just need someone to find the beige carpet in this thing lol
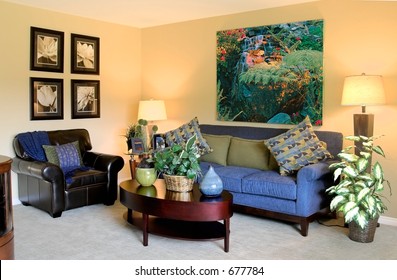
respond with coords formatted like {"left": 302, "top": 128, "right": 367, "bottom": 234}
{"left": 12, "top": 200, "right": 397, "bottom": 260}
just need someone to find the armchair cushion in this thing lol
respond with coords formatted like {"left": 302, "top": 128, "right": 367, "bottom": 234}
{"left": 43, "top": 141, "right": 84, "bottom": 168}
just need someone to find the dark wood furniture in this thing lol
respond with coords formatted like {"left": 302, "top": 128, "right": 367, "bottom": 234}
{"left": 0, "top": 155, "right": 14, "bottom": 260}
{"left": 119, "top": 179, "right": 233, "bottom": 252}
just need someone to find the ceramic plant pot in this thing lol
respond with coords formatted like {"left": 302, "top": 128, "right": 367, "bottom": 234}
{"left": 135, "top": 168, "right": 157, "bottom": 186}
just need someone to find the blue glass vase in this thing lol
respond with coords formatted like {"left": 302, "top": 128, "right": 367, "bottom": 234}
{"left": 199, "top": 166, "right": 223, "bottom": 197}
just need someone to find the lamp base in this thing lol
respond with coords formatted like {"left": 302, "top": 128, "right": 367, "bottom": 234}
{"left": 353, "top": 113, "right": 374, "bottom": 155}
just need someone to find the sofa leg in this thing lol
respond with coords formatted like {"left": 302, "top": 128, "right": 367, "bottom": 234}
{"left": 300, "top": 220, "right": 309, "bottom": 236}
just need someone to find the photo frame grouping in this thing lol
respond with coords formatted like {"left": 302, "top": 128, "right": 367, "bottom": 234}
{"left": 30, "top": 27, "right": 64, "bottom": 73}
{"left": 71, "top": 33, "right": 100, "bottom": 75}
{"left": 30, "top": 77, "right": 64, "bottom": 120}
{"left": 71, "top": 79, "right": 100, "bottom": 119}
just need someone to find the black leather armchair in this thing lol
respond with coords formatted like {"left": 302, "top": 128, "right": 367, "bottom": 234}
{"left": 11, "top": 129, "right": 124, "bottom": 218}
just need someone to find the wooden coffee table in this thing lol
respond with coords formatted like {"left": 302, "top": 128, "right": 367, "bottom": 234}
{"left": 119, "top": 179, "right": 233, "bottom": 252}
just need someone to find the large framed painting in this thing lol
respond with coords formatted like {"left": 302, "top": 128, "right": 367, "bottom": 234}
{"left": 71, "top": 79, "right": 100, "bottom": 119}
{"left": 71, "top": 33, "right": 100, "bottom": 75}
{"left": 216, "top": 19, "right": 324, "bottom": 125}
{"left": 30, "top": 27, "right": 64, "bottom": 73}
{"left": 30, "top": 77, "right": 64, "bottom": 120}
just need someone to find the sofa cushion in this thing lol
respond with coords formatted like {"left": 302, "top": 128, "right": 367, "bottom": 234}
{"left": 227, "top": 137, "right": 275, "bottom": 171}
{"left": 164, "top": 117, "right": 212, "bottom": 156}
{"left": 264, "top": 116, "right": 333, "bottom": 176}
{"left": 43, "top": 141, "right": 84, "bottom": 172}
{"left": 242, "top": 171, "right": 297, "bottom": 200}
{"left": 200, "top": 134, "right": 231, "bottom": 166}
{"left": 211, "top": 166, "right": 261, "bottom": 193}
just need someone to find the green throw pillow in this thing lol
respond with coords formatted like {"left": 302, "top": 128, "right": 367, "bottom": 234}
{"left": 200, "top": 134, "right": 231, "bottom": 166}
{"left": 227, "top": 137, "right": 273, "bottom": 171}
{"left": 164, "top": 117, "right": 212, "bottom": 156}
{"left": 264, "top": 116, "right": 333, "bottom": 176}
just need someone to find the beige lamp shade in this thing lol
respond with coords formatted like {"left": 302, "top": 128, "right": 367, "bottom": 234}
{"left": 137, "top": 100, "right": 167, "bottom": 121}
{"left": 341, "top": 74, "right": 386, "bottom": 112}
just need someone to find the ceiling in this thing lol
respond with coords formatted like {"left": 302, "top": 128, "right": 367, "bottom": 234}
{"left": 4, "top": 0, "right": 319, "bottom": 28}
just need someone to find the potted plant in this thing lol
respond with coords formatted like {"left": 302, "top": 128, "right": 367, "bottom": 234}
{"left": 151, "top": 134, "right": 202, "bottom": 192}
{"left": 326, "top": 135, "right": 391, "bottom": 242}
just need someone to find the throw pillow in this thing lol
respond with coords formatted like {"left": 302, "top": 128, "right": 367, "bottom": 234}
{"left": 43, "top": 141, "right": 84, "bottom": 171}
{"left": 227, "top": 137, "right": 273, "bottom": 171}
{"left": 200, "top": 134, "right": 232, "bottom": 166}
{"left": 164, "top": 117, "right": 212, "bottom": 156}
{"left": 264, "top": 116, "right": 333, "bottom": 176}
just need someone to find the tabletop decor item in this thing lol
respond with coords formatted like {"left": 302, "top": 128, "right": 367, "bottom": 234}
{"left": 152, "top": 134, "right": 201, "bottom": 192}
{"left": 199, "top": 165, "right": 223, "bottom": 197}
{"left": 327, "top": 135, "right": 391, "bottom": 243}
{"left": 135, "top": 157, "right": 157, "bottom": 187}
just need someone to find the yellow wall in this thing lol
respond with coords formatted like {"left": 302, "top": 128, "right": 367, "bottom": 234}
{"left": 1, "top": 0, "right": 397, "bottom": 220}
{"left": 141, "top": 0, "right": 397, "bottom": 219}
{"left": 0, "top": 1, "right": 141, "bottom": 195}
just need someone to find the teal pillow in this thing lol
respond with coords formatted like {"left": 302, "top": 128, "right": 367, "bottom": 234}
{"left": 264, "top": 116, "right": 333, "bottom": 176}
{"left": 43, "top": 141, "right": 83, "bottom": 170}
{"left": 200, "top": 134, "right": 231, "bottom": 166}
{"left": 164, "top": 117, "right": 212, "bottom": 156}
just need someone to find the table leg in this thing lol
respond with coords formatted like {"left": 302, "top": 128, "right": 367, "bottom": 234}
{"left": 143, "top": 213, "right": 149, "bottom": 246}
{"left": 224, "top": 218, "right": 230, "bottom": 252}
{"left": 127, "top": 208, "right": 133, "bottom": 223}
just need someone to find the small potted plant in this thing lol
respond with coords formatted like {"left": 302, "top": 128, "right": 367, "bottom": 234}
{"left": 326, "top": 135, "right": 391, "bottom": 242}
{"left": 151, "top": 134, "right": 201, "bottom": 192}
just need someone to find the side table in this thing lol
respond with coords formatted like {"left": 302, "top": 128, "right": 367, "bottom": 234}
{"left": 0, "top": 155, "right": 14, "bottom": 260}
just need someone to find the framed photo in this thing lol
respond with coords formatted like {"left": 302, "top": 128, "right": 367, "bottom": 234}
{"left": 30, "top": 77, "right": 64, "bottom": 120}
{"left": 153, "top": 133, "right": 166, "bottom": 150}
{"left": 71, "top": 33, "right": 100, "bottom": 74}
{"left": 131, "top": 138, "right": 144, "bottom": 154}
{"left": 71, "top": 79, "right": 100, "bottom": 119}
{"left": 30, "top": 27, "right": 64, "bottom": 72}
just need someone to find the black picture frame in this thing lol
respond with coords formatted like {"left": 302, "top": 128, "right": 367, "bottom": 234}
{"left": 30, "top": 27, "right": 64, "bottom": 73}
{"left": 30, "top": 77, "right": 64, "bottom": 120}
{"left": 71, "top": 33, "right": 100, "bottom": 75}
{"left": 153, "top": 133, "right": 167, "bottom": 150}
{"left": 71, "top": 79, "right": 100, "bottom": 119}
{"left": 131, "top": 138, "right": 144, "bottom": 154}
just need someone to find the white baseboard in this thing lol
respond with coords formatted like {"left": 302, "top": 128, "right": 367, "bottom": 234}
{"left": 379, "top": 215, "right": 397, "bottom": 227}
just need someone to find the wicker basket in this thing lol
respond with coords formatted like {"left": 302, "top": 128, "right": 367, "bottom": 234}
{"left": 163, "top": 174, "right": 194, "bottom": 192}
{"left": 348, "top": 216, "right": 379, "bottom": 243}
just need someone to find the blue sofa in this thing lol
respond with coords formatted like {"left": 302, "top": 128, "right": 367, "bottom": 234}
{"left": 199, "top": 124, "right": 343, "bottom": 236}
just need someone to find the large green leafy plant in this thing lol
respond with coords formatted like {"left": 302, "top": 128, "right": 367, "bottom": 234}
{"left": 151, "top": 135, "right": 201, "bottom": 180}
{"left": 327, "top": 135, "right": 391, "bottom": 229}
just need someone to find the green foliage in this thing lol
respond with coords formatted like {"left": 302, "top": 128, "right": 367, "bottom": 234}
{"left": 326, "top": 135, "right": 391, "bottom": 229}
{"left": 151, "top": 135, "right": 201, "bottom": 180}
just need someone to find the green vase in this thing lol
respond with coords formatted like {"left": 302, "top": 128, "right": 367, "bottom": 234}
{"left": 135, "top": 168, "right": 157, "bottom": 186}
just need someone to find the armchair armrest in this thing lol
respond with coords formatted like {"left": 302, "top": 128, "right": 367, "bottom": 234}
{"left": 12, "top": 157, "right": 64, "bottom": 183}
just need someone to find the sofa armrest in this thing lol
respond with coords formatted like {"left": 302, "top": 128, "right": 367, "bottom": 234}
{"left": 12, "top": 157, "right": 64, "bottom": 183}
{"left": 297, "top": 160, "right": 333, "bottom": 182}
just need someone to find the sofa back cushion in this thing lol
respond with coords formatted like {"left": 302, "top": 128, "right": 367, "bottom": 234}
{"left": 227, "top": 137, "right": 277, "bottom": 171}
{"left": 200, "top": 134, "right": 231, "bottom": 166}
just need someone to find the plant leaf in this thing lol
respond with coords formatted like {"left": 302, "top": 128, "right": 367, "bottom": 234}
{"left": 356, "top": 158, "right": 368, "bottom": 173}
{"left": 344, "top": 205, "right": 359, "bottom": 222}
{"left": 372, "top": 145, "right": 385, "bottom": 157}
{"left": 330, "top": 195, "right": 345, "bottom": 211}
{"left": 343, "top": 166, "right": 358, "bottom": 177}
{"left": 338, "top": 153, "right": 359, "bottom": 163}
{"left": 357, "top": 187, "right": 371, "bottom": 202}
{"left": 373, "top": 162, "right": 383, "bottom": 180}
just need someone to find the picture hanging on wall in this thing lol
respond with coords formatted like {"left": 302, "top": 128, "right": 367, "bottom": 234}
{"left": 71, "top": 79, "right": 100, "bottom": 119}
{"left": 71, "top": 33, "right": 100, "bottom": 75}
{"left": 30, "top": 77, "right": 64, "bottom": 120}
{"left": 30, "top": 27, "right": 64, "bottom": 73}
{"left": 216, "top": 19, "right": 324, "bottom": 125}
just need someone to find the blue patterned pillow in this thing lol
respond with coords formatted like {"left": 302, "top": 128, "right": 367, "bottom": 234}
{"left": 264, "top": 116, "right": 333, "bottom": 176}
{"left": 43, "top": 141, "right": 83, "bottom": 173}
{"left": 164, "top": 117, "right": 212, "bottom": 156}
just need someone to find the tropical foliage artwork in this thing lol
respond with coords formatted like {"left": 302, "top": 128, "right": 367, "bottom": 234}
{"left": 216, "top": 20, "right": 324, "bottom": 125}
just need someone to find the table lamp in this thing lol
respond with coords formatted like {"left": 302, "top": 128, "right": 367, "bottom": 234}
{"left": 341, "top": 73, "right": 385, "bottom": 154}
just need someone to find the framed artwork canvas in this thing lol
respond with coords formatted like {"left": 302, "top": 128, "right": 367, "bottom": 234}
{"left": 216, "top": 19, "right": 324, "bottom": 126}
{"left": 71, "top": 33, "right": 100, "bottom": 75}
{"left": 30, "top": 27, "right": 64, "bottom": 73}
{"left": 30, "top": 77, "right": 64, "bottom": 120}
{"left": 71, "top": 79, "right": 100, "bottom": 119}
